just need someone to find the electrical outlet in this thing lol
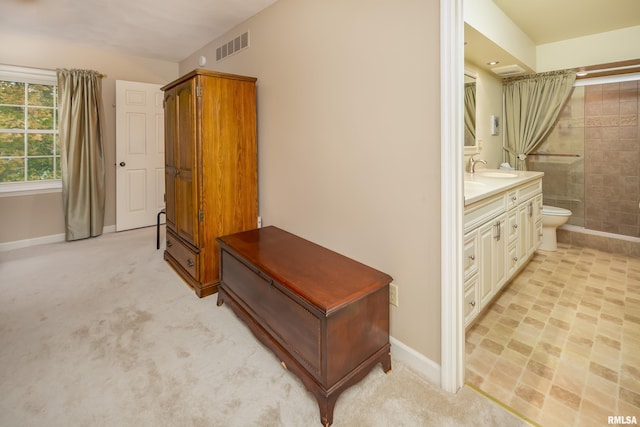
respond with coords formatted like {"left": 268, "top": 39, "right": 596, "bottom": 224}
{"left": 389, "top": 282, "right": 398, "bottom": 307}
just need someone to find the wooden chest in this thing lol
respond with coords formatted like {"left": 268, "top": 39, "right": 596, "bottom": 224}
{"left": 216, "top": 226, "right": 392, "bottom": 426}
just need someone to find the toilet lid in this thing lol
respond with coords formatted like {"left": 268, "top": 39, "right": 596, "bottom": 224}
{"left": 542, "top": 205, "right": 572, "bottom": 216}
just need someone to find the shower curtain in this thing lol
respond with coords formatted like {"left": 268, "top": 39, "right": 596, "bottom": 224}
{"left": 503, "top": 70, "right": 576, "bottom": 170}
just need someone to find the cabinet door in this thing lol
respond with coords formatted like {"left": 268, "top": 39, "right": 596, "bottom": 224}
{"left": 517, "top": 203, "right": 528, "bottom": 266}
{"left": 533, "top": 194, "right": 543, "bottom": 249}
{"left": 478, "top": 214, "right": 507, "bottom": 307}
{"left": 164, "top": 88, "right": 177, "bottom": 234}
{"left": 525, "top": 200, "right": 536, "bottom": 258}
{"left": 174, "top": 79, "right": 199, "bottom": 247}
{"left": 493, "top": 214, "right": 507, "bottom": 292}
{"left": 478, "top": 221, "right": 494, "bottom": 306}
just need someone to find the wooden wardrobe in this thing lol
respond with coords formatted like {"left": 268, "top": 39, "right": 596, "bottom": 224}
{"left": 162, "top": 69, "right": 258, "bottom": 298}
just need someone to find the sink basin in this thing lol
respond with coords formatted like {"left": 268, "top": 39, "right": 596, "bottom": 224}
{"left": 476, "top": 171, "right": 518, "bottom": 178}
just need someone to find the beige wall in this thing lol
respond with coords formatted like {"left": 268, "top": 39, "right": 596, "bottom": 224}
{"left": 0, "top": 33, "right": 179, "bottom": 243}
{"left": 537, "top": 26, "right": 640, "bottom": 72}
{"left": 182, "top": 0, "right": 443, "bottom": 362}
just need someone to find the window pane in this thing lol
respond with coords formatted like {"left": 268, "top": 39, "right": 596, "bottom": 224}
{"left": 28, "top": 84, "right": 54, "bottom": 107}
{"left": 28, "top": 133, "right": 54, "bottom": 156}
{"left": 28, "top": 107, "right": 54, "bottom": 130}
{"left": 55, "top": 155, "right": 61, "bottom": 179}
{"left": 0, "top": 133, "right": 25, "bottom": 156}
{"left": 0, "top": 106, "right": 25, "bottom": 129}
{"left": 27, "top": 157, "right": 54, "bottom": 180}
{"left": 0, "top": 81, "right": 25, "bottom": 105}
{"left": 0, "top": 158, "right": 25, "bottom": 183}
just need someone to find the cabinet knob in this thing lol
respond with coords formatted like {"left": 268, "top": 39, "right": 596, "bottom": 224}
{"left": 167, "top": 240, "right": 173, "bottom": 247}
{"left": 187, "top": 258, "right": 194, "bottom": 267}
{"left": 468, "top": 254, "right": 475, "bottom": 260}
{"left": 469, "top": 300, "right": 476, "bottom": 307}
{"left": 513, "top": 224, "right": 518, "bottom": 229}
{"left": 513, "top": 256, "right": 518, "bottom": 262}
{"left": 512, "top": 196, "right": 517, "bottom": 201}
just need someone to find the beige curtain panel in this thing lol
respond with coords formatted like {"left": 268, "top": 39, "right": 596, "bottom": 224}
{"left": 503, "top": 70, "right": 576, "bottom": 170}
{"left": 57, "top": 69, "right": 106, "bottom": 241}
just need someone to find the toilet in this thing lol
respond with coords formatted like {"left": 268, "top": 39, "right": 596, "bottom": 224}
{"left": 539, "top": 205, "right": 572, "bottom": 251}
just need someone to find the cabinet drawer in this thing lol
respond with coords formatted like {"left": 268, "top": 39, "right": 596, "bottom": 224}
{"left": 519, "top": 180, "right": 542, "bottom": 202}
{"left": 507, "top": 209, "right": 518, "bottom": 243}
{"left": 220, "top": 250, "right": 322, "bottom": 376}
{"left": 463, "top": 232, "right": 478, "bottom": 280}
{"left": 464, "top": 274, "right": 479, "bottom": 327}
{"left": 507, "top": 190, "right": 519, "bottom": 210}
{"left": 533, "top": 194, "right": 543, "bottom": 224}
{"left": 464, "top": 193, "right": 506, "bottom": 233}
{"left": 508, "top": 241, "right": 519, "bottom": 277}
{"left": 166, "top": 230, "right": 199, "bottom": 280}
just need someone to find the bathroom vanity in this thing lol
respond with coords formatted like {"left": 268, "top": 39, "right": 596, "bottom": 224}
{"left": 463, "top": 169, "right": 544, "bottom": 327}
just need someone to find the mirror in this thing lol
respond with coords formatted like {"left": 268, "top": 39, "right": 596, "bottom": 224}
{"left": 464, "top": 73, "right": 476, "bottom": 147}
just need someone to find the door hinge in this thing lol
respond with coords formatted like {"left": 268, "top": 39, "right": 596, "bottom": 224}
{"left": 198, "top": 210, "right": 204, "bottom": 222}
{"left": 196, "top": 85, "right": 202, "bottom": 97}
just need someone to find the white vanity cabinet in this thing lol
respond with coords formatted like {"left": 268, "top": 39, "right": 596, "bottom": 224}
{"left": 463, "top": 174, "right": 542, "bottom": 327}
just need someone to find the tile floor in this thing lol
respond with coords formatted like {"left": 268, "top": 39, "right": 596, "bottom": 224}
{"left": 465, "top": 243, "right": 640, "bottom": 427}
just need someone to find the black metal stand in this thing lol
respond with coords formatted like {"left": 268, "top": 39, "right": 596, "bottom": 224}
{"left": 157, "top": 208, "right": 166, "bottom": 250}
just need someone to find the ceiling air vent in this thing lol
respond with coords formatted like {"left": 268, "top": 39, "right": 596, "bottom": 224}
{"left": 491, "top": 64, "right": 526, "bottom": 77}
{"left": 216, "top": 31, "right": 249, "bottom": 62}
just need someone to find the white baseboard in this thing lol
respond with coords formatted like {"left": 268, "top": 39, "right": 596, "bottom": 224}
{"left": 0, "top": 225, "right": 116, "bottom": 252}
{"left": 390, "top": 336, "right": 441, "bottom": 388}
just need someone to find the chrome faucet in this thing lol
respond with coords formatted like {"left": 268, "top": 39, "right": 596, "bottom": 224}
{"left": 469, "top": 155, "right": 487, "bottom": 174}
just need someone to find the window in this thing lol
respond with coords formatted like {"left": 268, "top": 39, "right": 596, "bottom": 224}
{"left": 0, "top": 65, "right": 60, "bottom": 195}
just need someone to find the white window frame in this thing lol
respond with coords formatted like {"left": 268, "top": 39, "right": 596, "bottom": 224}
{"left": 0, "top": 64, "right": 61, "bottom": 197}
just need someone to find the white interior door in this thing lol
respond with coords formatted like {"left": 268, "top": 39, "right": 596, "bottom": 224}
{"left": 116, "top": 80, "right": 165, "bottom": 231}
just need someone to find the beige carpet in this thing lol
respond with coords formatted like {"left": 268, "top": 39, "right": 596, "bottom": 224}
{"left": 0, "top": 226, "right": 528, "bottom": 426}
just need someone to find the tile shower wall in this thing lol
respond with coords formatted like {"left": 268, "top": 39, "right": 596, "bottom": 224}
{"left": 528, "top": 79, "right": 640, "bottom": 238}
{"left": 585, "top": 81, "right": 639, "bottom": 237}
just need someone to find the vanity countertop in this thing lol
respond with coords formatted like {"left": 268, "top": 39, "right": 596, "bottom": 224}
{"left": 464, "top": 169, "right": 544, "bottom": 206}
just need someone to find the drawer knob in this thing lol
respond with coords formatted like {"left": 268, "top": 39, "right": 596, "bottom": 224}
{"left": 187, "top": 258, "right": 194, "bottom": 267}
{"left": 513, "top": 224, "right": 518, "bottom": 229}
{"left": 468, "top": 254, "right": 475, "bottom": 260}
{"left": 167, "top": 240, "right": 173, "bottom": 247}
{"left": 469, "top": 300, "right": 476, "bottom": 307}
{"left": 513, "top": 256, "right": 518, "bottom": 262}
{"left": 512, "top": 196, "right": 517, "bottom": 201}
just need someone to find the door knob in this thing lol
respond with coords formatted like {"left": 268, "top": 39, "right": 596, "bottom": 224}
{"left": 119, "top": 161, "right": 126, "bottom": 167}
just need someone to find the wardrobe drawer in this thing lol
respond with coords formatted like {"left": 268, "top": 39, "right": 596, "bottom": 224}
{"left": 166, "top": 230, "right": 199, "bottom": 280}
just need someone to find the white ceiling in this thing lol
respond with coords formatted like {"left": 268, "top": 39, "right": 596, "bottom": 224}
{"left": 0, "top": 0, "right": 277, "bottom": 62}
{"left": 2, "top": 1, "right": 639, "bottom": 65}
